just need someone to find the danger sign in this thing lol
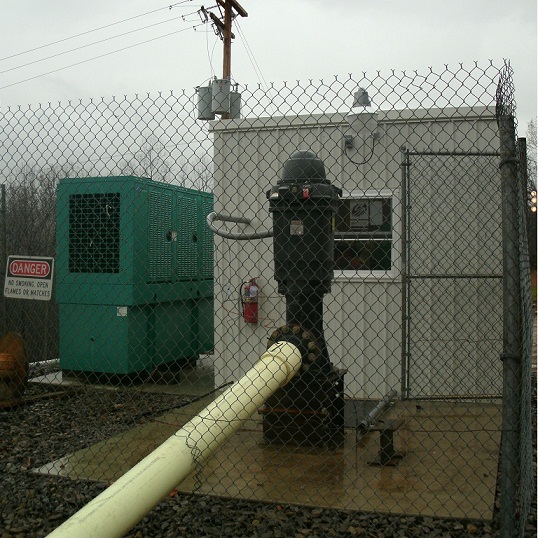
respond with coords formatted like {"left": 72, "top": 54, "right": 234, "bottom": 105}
{"left": 4, "top": 256, "right": 54, "bottom": 301}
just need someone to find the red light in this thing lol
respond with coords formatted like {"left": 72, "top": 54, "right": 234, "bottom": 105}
{"left": 302, "top": 188, "right": 310, "bottom": 198}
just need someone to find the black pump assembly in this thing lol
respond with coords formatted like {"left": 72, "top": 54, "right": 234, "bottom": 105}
{"left": 261, "top": 150, "right": 346, "bottom": 448}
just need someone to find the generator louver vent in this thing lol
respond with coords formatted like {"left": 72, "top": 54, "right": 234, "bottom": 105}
{"left": 176, "top": 195, "right": 197, "bottom": 279}
{"left": 199, "top": 195, "right": 214, "bottom": 279}
{"left": 69, "top": 193, "right": 121, "bottom": 273}
{"left": 148, "top": 191, "right": 172, "bottom": 280}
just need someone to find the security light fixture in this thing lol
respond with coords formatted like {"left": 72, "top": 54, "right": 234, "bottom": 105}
{"left": 344, "top": 87, "right": 379, "bottom": 162}
{"left": 345, "top": 87, "right": 378, "bottom": 136}
{"left": 351, "top": 87, "right": 372, "bottom": 108}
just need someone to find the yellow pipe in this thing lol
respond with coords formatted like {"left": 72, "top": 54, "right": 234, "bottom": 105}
{"left": 47, "top": 341, "right": 302, "bottom": 538}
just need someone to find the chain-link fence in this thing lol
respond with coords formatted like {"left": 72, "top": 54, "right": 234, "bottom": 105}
{"left": 0, "top": 60, "right": 534, "bottom": 537}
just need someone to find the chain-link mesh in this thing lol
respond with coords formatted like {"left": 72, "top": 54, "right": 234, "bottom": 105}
{"left": 0, "top": 60, "right": 535, "bottom": 537}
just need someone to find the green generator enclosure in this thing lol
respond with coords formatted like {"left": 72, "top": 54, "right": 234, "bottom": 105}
{"left": 56, "top": 176, "right": 213, "bottom": 375}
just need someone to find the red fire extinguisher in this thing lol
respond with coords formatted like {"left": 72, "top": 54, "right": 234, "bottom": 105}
{"left": 242, "top": 278, "right": 259, "bottom": 323}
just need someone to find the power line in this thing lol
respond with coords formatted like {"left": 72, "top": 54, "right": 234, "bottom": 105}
{"left": 0, "top": 12, "right": 200, "bottom": 76}
{"left": 0, "top": 22, "right": 207, "bottom": 91}
{"left": 234, "top": 19, "right": 276, "bottom": 114}
{"left": 205, "top": 22, "right": 220, "bottom": 79}
{"left": 0, "top": 1, "right": 196, "bottom": 63}
{"left": 235, "top": 20, "right": 266, "bottom": 89}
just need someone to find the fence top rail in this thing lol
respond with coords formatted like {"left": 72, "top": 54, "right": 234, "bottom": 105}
{"left": 210, "top": 105, "right": 497, "bottom": 133}
{"left": 405, "top": 150, "right": 500, "bottom": 157}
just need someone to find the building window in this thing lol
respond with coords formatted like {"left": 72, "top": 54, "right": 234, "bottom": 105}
{"left": 334, "top": 192, "right": 396, "bottom": 275}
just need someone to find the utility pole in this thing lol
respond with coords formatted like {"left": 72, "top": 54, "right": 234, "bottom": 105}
{"left": 209, "top": 0, "right": 248, "bottom": 118}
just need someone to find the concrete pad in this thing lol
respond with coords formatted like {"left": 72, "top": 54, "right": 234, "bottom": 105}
{"left": 29, "top": 366, "right": 216, "bottom": 397}
{"left": 33, "top": 395, "right": 215, "bottom": 481}
{"left": 33, "top": 397, "right": 501, "bottom": 520}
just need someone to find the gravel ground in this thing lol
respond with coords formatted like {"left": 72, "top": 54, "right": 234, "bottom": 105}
{"left": 0, "top": 363, "right": 536, "bottom": 538}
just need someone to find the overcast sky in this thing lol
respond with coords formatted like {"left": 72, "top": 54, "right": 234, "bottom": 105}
{"left": 0, "top": 1, "right": 536, "bottom": 128}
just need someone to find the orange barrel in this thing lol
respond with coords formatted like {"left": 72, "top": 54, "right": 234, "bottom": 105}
{"left": 0, "top": 333, "right": 28, "bottom": 400}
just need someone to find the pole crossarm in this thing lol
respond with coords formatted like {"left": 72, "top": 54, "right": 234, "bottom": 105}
{"left": 216, "top": 0, "right": 248, "bottom": 18}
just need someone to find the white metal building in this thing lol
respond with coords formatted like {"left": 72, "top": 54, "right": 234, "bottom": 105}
{"left": 209, "top": 106, "right": 502, "bottom": 399}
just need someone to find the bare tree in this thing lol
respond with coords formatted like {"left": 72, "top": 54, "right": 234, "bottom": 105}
{"left": 176, "top": 155, "right": 214, "bottom": 192}
{"left": 525, "top": 120, "right": 537, "bottom": 269}
{"left": 115, "top": 135, "right": 214, "bottom": 192}
{"left": 5, "top": 164, "right": 75, "bottom": 256}
{"left": 2, "top": 163, "right": 76, "bottom": 361}
{"left": 117, "top": 135, "right": 174, "bottom": 182}
{"left": 526, "top": 120, "right": 537, "bottom": 192}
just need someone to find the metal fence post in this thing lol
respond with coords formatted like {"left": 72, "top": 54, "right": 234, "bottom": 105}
{"left": 400, "top": 147, "right": 410, "bottom": 399}
{"left": 498, "top": 114, "right": 522, "bottom": 538}
{"left": 0, "top": 184, "right": 6, "bottom": 336}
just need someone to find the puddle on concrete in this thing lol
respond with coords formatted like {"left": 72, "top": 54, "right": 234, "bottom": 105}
{"left": 32, "top": 397, "right": 502, "bottom": 520}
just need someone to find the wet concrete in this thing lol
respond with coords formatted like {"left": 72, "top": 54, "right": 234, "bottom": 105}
{"left": 33, "top": 382, "right": 502, "bottom": 521}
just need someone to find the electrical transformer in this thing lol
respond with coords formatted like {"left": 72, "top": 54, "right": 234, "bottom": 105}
{"left": 56, "top": 176, "right": 213, "bottom": 376}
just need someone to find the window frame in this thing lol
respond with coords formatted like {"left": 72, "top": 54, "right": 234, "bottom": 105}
{"left": 333, "top": 188, "right": 401, "bottom": 281}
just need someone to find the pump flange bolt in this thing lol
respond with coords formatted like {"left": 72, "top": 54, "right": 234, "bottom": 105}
{"left": 266, "top": 324, "right": 320, "bottom": 366}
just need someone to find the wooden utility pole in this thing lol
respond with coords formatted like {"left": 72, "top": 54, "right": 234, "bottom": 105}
{"left": 222, "top": 0, "right": 233, "bottom": 81}
{"left": 211, "top": 0, "right": 248, "bottom": 118}
{"left": 216, "top": 0, "right": 247, "bottom": 80}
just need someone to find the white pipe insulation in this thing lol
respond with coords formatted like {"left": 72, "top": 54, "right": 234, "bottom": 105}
{"left": 47, "top": 341, "right": 303, "bottom": 538}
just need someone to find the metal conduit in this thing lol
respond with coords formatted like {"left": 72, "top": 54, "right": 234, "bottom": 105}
{"left": 207, "top": 211, "right": 273, "bottom": 240}
{"left": 357, "top": 389, "right": 398, "bottom": 431}
{"left": 47, "top": 341, "right": 302, "bottom": 538}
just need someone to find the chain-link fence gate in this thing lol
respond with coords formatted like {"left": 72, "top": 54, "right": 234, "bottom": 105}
{"left": 0, "top": 60, "right": 534, "bottom": 537}
{"left": 402, "top": 150, "right": 503, "bottom": 399}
